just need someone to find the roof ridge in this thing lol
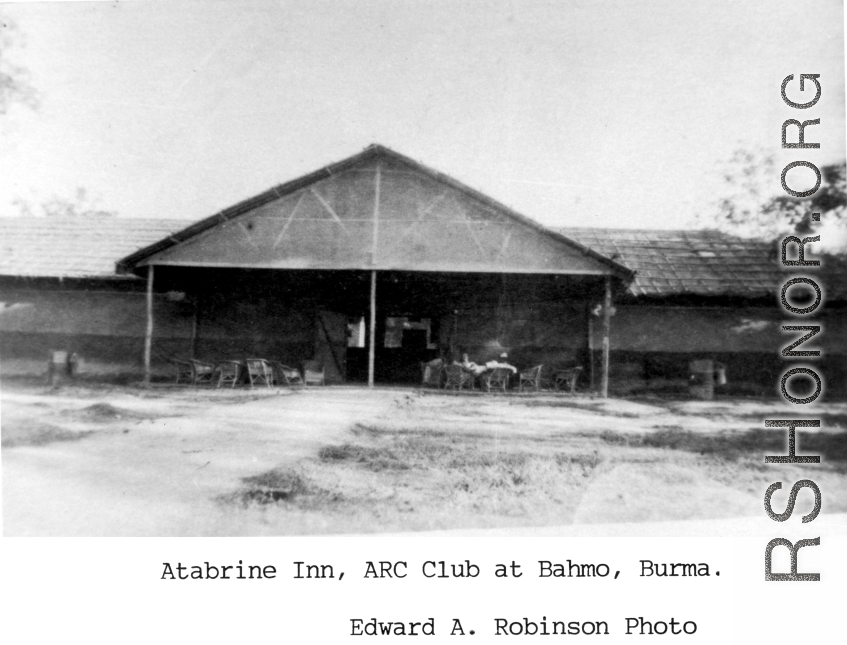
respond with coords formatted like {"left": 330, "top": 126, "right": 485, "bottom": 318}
{"left": 115, "top": 146, "right": 634, "bottom": 279}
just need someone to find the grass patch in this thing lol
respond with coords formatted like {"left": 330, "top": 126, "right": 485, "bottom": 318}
{"left": 224, "top": 468, "right": 341, "bottom": 507}
{"left": 307, "top": 426, "right": 608, "bottom": 518}
{"left": 734, "top": 412, "right": 847, "bottom": 430}
{"left": 599, "top": 427, "right": 847, "bottom": 464}
{"left": 319, "top": 443, "right": 411, "bottom": 471}
{"left": 511, "top": 399, "right": 590, "bottom": 409}
{"left": 1, "top": 419, "right": 94, "bottom": 447}
{"left": 351, "top": 423, "right": 451, "bottom": 439}
{"left": 69, "top": 403, "right": 140, "bottom": 422}
{"left": 554, "top": 451, "right": 603, "bottom": 471}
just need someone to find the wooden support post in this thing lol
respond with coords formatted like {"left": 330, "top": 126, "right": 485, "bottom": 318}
{"left": 601, "top": 275, "right": 612, "bottom": 399}
{"left": 588, "top": 314, "right": 595, "bottom": 391}
{"left": 371, "top": 163, "right": 381, "bottom": 261}
{"left": 451, "top": 311, "right": 458, "bottom": 359}
{"left": 367, "top": 163, "right": 381, "bottom": 389}
{"left": 143, "top": 265, "right": 155, "bottom": 385}
{"left": 368, "top": 270, "right": 377, "bottom": 388}
{"left": 189, "top": 295, "right": 199, "bottom": 359}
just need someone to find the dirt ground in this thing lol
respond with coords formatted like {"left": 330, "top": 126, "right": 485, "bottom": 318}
{"left": 2, "top": 381, "right": 846, "bottom": 536}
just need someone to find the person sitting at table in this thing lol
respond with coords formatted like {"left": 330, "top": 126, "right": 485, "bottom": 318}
{"left": 484, "top": 352, "right": 518, "bottom": 374}
{"left": 459, "top": 352, "right": 518, "bottom": 375}
{"left": 459, "top": 353, "right": 487, "bottom": 376}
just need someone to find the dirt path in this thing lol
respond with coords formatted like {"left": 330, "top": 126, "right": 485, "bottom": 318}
{"left": 2, "top": 387, "right": 398, "bottom": 535}
{"left": 3, "top": 384, "right": 846, "bottom": 536}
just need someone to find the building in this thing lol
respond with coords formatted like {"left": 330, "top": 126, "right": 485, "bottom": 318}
{"left": 1, "top": 145, "right": 844, "bottom": 397}
{"left": 562, "top": 228, "right": 847, "bottom": 397}
{"left": 0, "top": 217, "right": 185, "bottom": 378}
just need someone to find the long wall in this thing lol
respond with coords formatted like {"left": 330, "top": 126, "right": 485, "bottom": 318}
{"left": 190, "top": 289, "right": 345, "bottom": 382}
{"left": 0, "top": 279, "right": 343, "bottom": 382}
{"left": 0, "top": 275, "right": 593, "bottom": 384}
{"left": 447, "top": 299, "right": 588, "bottom": 368}
{"left": 594, "top": 303, "right": 847, "bottom": 398}
{"left": 0, "top": 281, "right": 194, "bottom": 377}
{"left": 7, "top": 280, "right": 842, "bottom": 397}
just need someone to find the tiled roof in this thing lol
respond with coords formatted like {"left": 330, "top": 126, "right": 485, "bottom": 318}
{"left": 558, "top": 227, "right": 845, "bottom": 300}
{"left": 0, "top": 217, "right": 185, "bottom": 279}
{"left": 1, "top": 217, "right": 843, "bottom": 302}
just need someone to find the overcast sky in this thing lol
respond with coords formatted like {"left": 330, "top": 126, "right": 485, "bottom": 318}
{"left": 0, "top": 0, "right": 844, "bottom": 230}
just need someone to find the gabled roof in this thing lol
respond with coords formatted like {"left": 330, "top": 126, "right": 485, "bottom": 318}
{"left": 116, "top": 144, "right": 633, "bottom": 279}
{"left": 559, "top": 227, "right": 847, "bottom": 301}
{"left": 0, "top": 217, "right": 184, "bottom": 279}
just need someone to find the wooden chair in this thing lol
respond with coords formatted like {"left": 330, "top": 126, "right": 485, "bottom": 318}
{"left": 482, "top": 367, "right": 511, "bottom": 393}
{"left": 303, "top": 360, "right": 325, "bottom": 386}
{"left": 518, "top": 364, "right": 545, "bottom": 392}
{"left": 173, "top": 358, "right": 215, "bottom": 386}
{"left": 443, "top": 364, "right": 473, "bottom": 390}
{"left": 245, "top": 358, "right": 273, "bottom": 388}
{"left": 554, "top": 367, "right": 583, "bottom": 394}
{"left": 272, "top": 362, "right": 304, "bottom": 386}
{"left": 173, "top": 358, "right": 193, "bottom": 385}
{"left": 190, "top": 359, "right": 215, "bottom": 385}
{"left": 216, "top": 360, "right": 242, "bottom": 388}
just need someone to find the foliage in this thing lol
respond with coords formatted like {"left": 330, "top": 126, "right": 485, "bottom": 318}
{"left": 707, "top": 147, "right": 846, "bottom": 246}
{"left": 0, "top": 12, "right": 38, "bottom": 115}
{"left": 14, "top": 187, "right": 116, "bottom": 218}
{"left": 765, "top": 162, "right": 846, "bottom": 235}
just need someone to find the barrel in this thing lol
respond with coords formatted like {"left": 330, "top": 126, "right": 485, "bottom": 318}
{"left": 688, "top": 359, "right": 715, "bottom": 400}
{"left": 714, "top": 362, "right": 727, "bottom": 386}
{"left": 47, "top": 351, "right": 78, "bottom": 387}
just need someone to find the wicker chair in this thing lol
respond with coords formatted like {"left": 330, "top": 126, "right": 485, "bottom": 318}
{"left": 481, "top": 367, "right": 511, "bottom": 393}
{"left": 272, "top": 362, "right": 304, "bottom": 386}
{"left": 443, "top": 364, "right": 473, "bottom": 390}
{"left": 518, "top": 364, "right": 545, "bottom": 392}
{"left": 303, "top": 360, "right": 325, "bottom": 386}
{"left": 553, "top": 367, "right": 583, "bottom": 394}
{"left": 173, "top": 358, "right": 215, "bottom": 386}
{"left": 173, "top": 358, "right": 193, "bottom": 385}
{"left": 245, "top": 358, "right": 274, "bottom": 388}
{"left": 216, "top": 360, "right": 242, "bottom": 388}
{"left": 190, "top": 359, "right": 216, "bottom": 386}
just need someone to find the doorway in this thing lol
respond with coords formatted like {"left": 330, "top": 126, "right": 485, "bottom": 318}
{"left": 345, "top": 313, "right": 440, "bottom": 384}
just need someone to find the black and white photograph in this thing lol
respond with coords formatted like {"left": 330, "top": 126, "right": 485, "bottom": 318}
{"left": 2, "top": 0, "right": 845, "bottom": 537}
{"left": 1, "top": 1, "right": 846, "bottom": 641}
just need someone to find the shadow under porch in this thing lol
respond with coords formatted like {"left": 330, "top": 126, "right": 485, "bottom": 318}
{"left": 148, "top": 267, "right": 610, "bottom": 387}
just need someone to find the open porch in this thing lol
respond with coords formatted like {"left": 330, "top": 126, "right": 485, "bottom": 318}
{"left": 119, "top": 145, "right": 631, "bottom": 394}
